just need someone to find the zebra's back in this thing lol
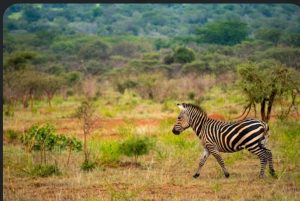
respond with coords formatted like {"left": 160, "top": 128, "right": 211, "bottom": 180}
{"left": 205, "top": 118, "right": 268, "bottom": 153}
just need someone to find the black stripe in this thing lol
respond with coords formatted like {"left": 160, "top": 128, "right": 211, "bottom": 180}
{"left": 226, "top": 120, "right": 259, "bottom": 146}
{"left": 230, "top": 125, "right": 263, "bottom": 148}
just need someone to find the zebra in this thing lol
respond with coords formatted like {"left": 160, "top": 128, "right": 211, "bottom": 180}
{"left": 172, "top": 103, "right": 276, "bottom": 178}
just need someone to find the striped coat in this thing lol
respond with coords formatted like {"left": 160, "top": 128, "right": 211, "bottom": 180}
{"left": 172, "top": 103, "right": 276, "bottom": 178}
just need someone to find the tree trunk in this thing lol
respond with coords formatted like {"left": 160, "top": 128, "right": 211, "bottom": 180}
{"left": 261, "top": 98, "right": 266, "bottom": 122}
{"left": 30, "top": 93, "right": 34, "bottom": 111}
{"left": 83, "top": 124, "right": 89, "bottom": 163}
{"left": 253, "top": 103, "right": 257, "bottom": 118}
{"left": 67, "top": 147, "right": 72, "bottom": 165}
{"left": 47, "top": 95, "right": 52, "bottom": 108}
{"left": 22, "top": 95, "right": 28, "bottom": 108}
{"left": 266, "top": 91, "right": 277, "bottom": 122}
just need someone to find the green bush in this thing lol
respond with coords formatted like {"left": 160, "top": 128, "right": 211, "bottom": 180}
{"left": 173, "top": 46, "right": 195, "bottom": 64}
{"left": 119, "top": 136, "right": 154, "bottom": 163}
{"left": 163, "top": 54, "right": 174, "bottom": 64}
{"left": 117, "top": 80, "right": 138, "bottom": 94}
{"left": 29, "top": 164, "right": 60, "bottom": 177}
{"left": 6, "top": 129, "right": 20, "bottom": 143}
{"left": 99, "top": 141, "right": 121, "bottom": 165}
{"left": 183, "top": 61, "right": 209, "bottom": 73}
{"left": 81, "top": 160, "right": 96, "bottom": 171}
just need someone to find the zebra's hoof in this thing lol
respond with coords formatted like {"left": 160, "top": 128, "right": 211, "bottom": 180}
{"left": 259, "top": 174, "right": 265, "bottom": 179}
{"left": 225, "top": 173, "right": 230, "bottom": 178}
{"left": 193, "top": 173, "right": 200, "bottom": 178}
{"left": 270, "top": 170, "right": 277, "bottom": 178}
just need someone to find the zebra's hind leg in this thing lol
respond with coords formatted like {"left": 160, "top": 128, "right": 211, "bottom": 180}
{"left": 193, "top": 148, "right": 210, "bottom": 178}
{"left": 248, "top": 145, "right": 268, "bottom": 178}
{"left": 265, "top": 148, "right": 277, "bottom": 178}
{"left": 208, "top": 147, "right": 230, "bottom": 178}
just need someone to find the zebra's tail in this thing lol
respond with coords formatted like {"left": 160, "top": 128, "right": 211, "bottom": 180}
{"left": 260, "top": 121, "right": 270, "bottom": 146}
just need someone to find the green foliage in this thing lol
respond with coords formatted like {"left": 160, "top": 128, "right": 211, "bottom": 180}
{"left": 97, "top": 141, "right": 121, "bottom": 165}
{"left": 29, "top": 164, "right": 60, "bottom": 177}
{"left": 4, "top": 51, "right": 37, "bottom": 71}
{"left": 5, "top": 129, "right": 20, "bottom": 143}
{"left": 79, "top": 39, "right": 111, "bottom": 60}
{"left": 163, "top": 54, "right": 174, "bottom": 65}
{"left": 117, "top": 80, "right": 138, "bottom": 94}
{"left": 65, "top": 71, "right": 82, "bottom": 87}
{"left": 281, "top": 33, "right": 300, "bottom": 47}
{"left": 154, "top": 38, "right": 171, "bottom": 50}
{"left": 255, "top": 29, "right": 282, "bottom": 44}
{"left": 21, "top": 123, "right": 82, "bottom": 165}
{"left": 21, "top": 124, "right": 57, "bottom": 152}
{"left": 183, "top": 60, "right": 209, "bottom": 73}
{"left": 197, "top": 20, "right": 248, "bottom": 45}
{"left": 261, "top": 47, "right": 300, "bottom": 69}
{"left": 119, "top": 136, "right": 154, "bottom": 162}
{"left": 80, "top": 160, "right": 96, "bottom": 171}
{"left": 173, "top": 46, "right": 195, "bottom": 64}
{"left": 237, "top": 62, "right": 300, "bottom": 121}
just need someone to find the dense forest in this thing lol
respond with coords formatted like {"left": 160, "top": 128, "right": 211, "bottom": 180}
{"left": 3, "top": 3, "right": 300, "bottom": 108}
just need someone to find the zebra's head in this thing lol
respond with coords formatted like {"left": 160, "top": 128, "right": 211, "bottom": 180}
{"left": 172, "top": 103, "right": 190, "bottom": 135}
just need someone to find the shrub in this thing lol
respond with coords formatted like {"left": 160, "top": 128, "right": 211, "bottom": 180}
{"left": 163, "top": 54, "right": 174, "bottom": 64}
{"left": 29, "top": 164, "right": 60, "bottom": 177}
{"left": 21, "top": 124, "right": 82, "bottom": 166}
{"left": 188, "top": 91, "right": 196, "bottom": 100}
{"left": 173, "top": 46, "right": 195, "bottom": 64}
{"left": 117, "top": 80, "right": 138, "bottom": 94}
{"left": 81, "top": 160, "right": 96, "bottom": 171}
{"left": 99, "top": 141, "right": 121, "bottom": 165}
{"left": 119, "top": 136, "right": 154, "bottom": 163}
{"left": 6, "top": 129, "right": 20, "bottom": 143}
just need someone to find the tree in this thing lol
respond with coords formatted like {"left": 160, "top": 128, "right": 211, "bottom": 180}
{"left": 173, "top": 46, "right": 195, "bottom": 64}
{"left": 41, "top": 75, "right": 64, "bottom": 107}
{"left": 75, "top": 100, "right": 95, "bottom": 166}
{"left": 3, "top": 70, "right": 45, "bottom": 110}
{"left": 261, "top": 47, "right": 300, "bottom": 70}
{"left": 196, "top": 20, "right": 248, "bottom": 45}
{"left": 4, "top": 51, "right": 37, "bottom": 71}
{"left": 237, "top": 62, "right": 300, "bottom": 122}
{"left": 281, "top": 33, "right": 300, "bottom": 47}
{"left": 255, "top": 29, "right": 282, "bottom": 45}
{"left": 23, "top": 5, "right": 41, "bottom": 22}
{"left": 79, "top": 40, "right": 111, "bottom": 60}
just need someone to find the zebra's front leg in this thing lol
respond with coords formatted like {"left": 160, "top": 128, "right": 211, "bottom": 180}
{"left": 209, "top": 148, "right": 230, "bottom": 178}
{"left": 193, "top": 148, "right": 210, "bottom": 178}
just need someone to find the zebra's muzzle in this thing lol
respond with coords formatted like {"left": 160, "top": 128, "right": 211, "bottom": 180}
{"left": 172, "top": 128, "right": 180, "bottom": 135}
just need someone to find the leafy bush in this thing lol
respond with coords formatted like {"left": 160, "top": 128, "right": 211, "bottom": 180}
{"left": 117, "top": 80, "right": 138, "bottom": 94}
{"left": 119, "top": 136, "right": 154, "bottom": 163}
{"left": 5, "top": 129, "right": 20, "bottom": 143}
{"left": 196, "top": 19, "right": 248, "bottom": 45}
{"left": 21, "top": 124, "right": 82, "bottom": 165}
{"left": 29, "top": 164, "right": 60, "bottom": 177}
{"left": 99, "top": 141, "right": 121, "bottom": 165}
{"left": 81, "top": 160, "right": 96, "bottom": 171}
{"left": 183, "top": 61, "right": 209, "bottom": 73}
{"left": 163, "top": 54, "right": 174, "bottom": 64}
{"left": 173, "top": 46, "right": 195, "bottom": 64}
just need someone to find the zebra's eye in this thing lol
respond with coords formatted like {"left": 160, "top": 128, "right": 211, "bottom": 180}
{"left": 178, "top": 117, "right": 182, "bottom": 120}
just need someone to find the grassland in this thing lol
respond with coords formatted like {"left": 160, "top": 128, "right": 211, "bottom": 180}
{"left": 3, "top": 86, "right": 300, "bottom": 201}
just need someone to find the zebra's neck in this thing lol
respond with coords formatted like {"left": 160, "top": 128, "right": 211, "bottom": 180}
{"left": 188, "top": 110, "right": 208, "bottom": 138}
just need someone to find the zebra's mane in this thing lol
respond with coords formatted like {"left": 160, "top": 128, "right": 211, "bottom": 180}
{"left": 183, "top": 103, "right": 207, "bottom": 115}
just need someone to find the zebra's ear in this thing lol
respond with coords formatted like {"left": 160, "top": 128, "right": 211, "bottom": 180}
{"left": 177, "top": 103, "right": 185, "bottom": 111}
